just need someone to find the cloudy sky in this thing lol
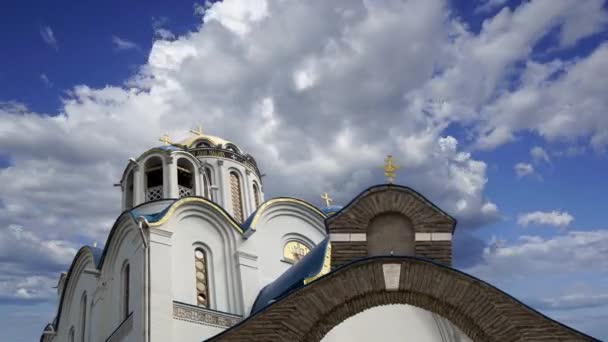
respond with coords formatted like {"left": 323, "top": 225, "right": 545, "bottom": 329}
{"left": 1, "top": 0, "right": 607, "bottom": 340}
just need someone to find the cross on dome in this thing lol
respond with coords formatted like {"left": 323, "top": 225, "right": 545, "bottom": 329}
{"left": 159, "top": 134, "right": 172, "bottom": 146}
{"left": 190, "top": 124, "right": 204, "bottom": 136}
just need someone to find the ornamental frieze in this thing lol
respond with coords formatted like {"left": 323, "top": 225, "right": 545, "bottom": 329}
{"left": 172, "top": 302, "right": 241, "bottom": 329}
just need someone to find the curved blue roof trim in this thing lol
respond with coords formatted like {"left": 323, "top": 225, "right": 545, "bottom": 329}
{"left": 129, "top": 200, "right": 176, "bottom": 223}
{"left": 321, "top": 205, "right": 343, "bottom": 216}
{"left": 251, "top": 238, "right": 329, "bottom": 315}
{"left": 156, "top": 145, "right": 183, "bottom": 151}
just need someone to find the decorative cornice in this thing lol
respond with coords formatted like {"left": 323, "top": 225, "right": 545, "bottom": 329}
{"left": 172, "top": 302, "right": 241, "bottom": 329}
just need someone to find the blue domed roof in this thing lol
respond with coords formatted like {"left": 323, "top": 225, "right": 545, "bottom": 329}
{"left": 321, "top": 205, "right": 342, "bottom": 216}
{"left": 251, "top": 238, "right": 330, "bottom": 315}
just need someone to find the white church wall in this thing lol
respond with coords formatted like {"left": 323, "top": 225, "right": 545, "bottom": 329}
{"left": 172, "top": 318, "right": 225, "bottom": 342}
{"left": 321, "top": 304, "right": 472, "bottom": 342}
{"left": 53, "top": 255, "right": 98, "bottom": 342}
{"left": 161, "top": 203, "right": 242, "bottom": 314}
{"left": 238, "top": 202, "right": 327, "bottom": 314}
{"left": 51, "top": 218, "right": 147, "bottom": 342}
{"left": 89, "top": 220, "right": 146, "bottom": 342}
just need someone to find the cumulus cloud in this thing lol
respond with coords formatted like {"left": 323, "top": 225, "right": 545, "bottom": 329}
{"left": 518, "top": 210, "right": 574, "bottom": 228}
{"left": 514, "top": 162, "right": 535, "bottom": 178}
{"left": 466, "top": 230, "right": 606, "bottom": 279}
{"left": 112, "top": 35, "right": 140, "bottom": 51}
{"left": 0, "top": 225, "right": 75, "bottom": 303}
{"left": 530, "top": 146, "right": 550, "bottom": 164}
{"left": 39, "top": 26, "right": 58, "bottom": 50}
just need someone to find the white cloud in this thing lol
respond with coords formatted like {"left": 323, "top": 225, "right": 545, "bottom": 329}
{"left": 39, "top": 26, "right": 58, "bottom": 50}
{"left": 112, "top": 35, "right": 140, "bottom": 51}
{"left": 514, "top": 162, "right": 535, "bottom": 178}
{"left": 466, "top": 230, "right": 608, "bottom": 279}
{"left": 202, "top": 0, "right": 269, "bottom": 36}
{"left": 518, "top": 210, "right": 574, "bottom": 228}
{"left": 530, "top": 146, "right": 550, "bottom": 164}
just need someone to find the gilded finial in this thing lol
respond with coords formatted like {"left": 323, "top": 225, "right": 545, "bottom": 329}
{"left": 190, "top": 124, "right": 204, "bottom": 136}
{"left": 321, "top": 192, "right": 333, "bottom": 207}
{"left": 93, "top": 241, "right": 97, "bottom": 248}
{"left": 382, "top": 155, "right": 400, "bottom": 184}
{"left": 159, "top": 133, "right": 172, "bottom": 146}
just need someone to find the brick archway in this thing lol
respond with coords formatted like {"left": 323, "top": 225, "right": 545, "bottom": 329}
{"left": 209, "top": 257, "right": 597, "bottom": 342}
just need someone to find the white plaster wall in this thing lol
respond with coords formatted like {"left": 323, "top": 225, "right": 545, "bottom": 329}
{"left": 51, "top": 220, "right": 146, "bottom": 342}
{"left": 172, "top": 319, "right": 224, "bottom": 342}
{"left": 211, "top": 158, "right": 262, "bottom": 219}
{"left": 238, "top": 204, "right": 327, "bottom": 314}
{"left": 165, "top": 206, "right": 242, "bottom": 313}
{"left": 322, "top": 304, "right": 472, "bottom": 342}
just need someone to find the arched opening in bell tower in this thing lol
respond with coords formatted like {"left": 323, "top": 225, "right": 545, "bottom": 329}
{"left": 144, "top": 156, "right": 164, "bottom": 201}
{"left": 177, "top": 158, "right": 196, "bottom": 198}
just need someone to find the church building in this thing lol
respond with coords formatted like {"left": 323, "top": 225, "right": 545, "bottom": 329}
{"left": 40, "top": 129, "right": 598, "bottom": 342}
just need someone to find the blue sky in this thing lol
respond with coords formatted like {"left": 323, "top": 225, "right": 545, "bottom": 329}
{"left": 1, "top": 0, "right": 608, "bottom": 341}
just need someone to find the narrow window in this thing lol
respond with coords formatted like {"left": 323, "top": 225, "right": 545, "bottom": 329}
{"left": 80, "top": 294, "right": 87, "bottom": 342}
{"left": 194, "top": 248, "right": 209, "bottom": 307}
{"left": 253, "top": 183, "right": 260, "bottom": 208}
{"left": 69, "top": 327, "right": 75, "bottom": 342}
{"left": 205, "top": 168, "right": 213, "bottom": 200}
{"left": 123, "top": 263, "right": 130, "bottom": 319}
{"left": 230, "top": 172, "right": 244, "bottom": 222}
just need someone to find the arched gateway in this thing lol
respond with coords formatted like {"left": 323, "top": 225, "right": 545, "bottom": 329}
{"left": 209, "top": 185, "right": 597, "bottom": 342}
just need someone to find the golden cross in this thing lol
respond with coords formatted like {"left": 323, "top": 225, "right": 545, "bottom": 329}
{"left": 382, "top": 154, "right": 400, "bottom": 184}
{"left": 321, "top": 192, "right": 333, "bottom": 207}
{"left": 159, "top": 133, "right": 172, "bottom": 145}
{"left": 190, "top": 124, "right": 204, "bottom": 136}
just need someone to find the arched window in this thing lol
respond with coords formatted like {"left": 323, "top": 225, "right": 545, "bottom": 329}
{"left": 230, "top": 171, "right": 244, "bottom": 222}
{"left": 177, "top": 158, "right": 196, "bottom": 198}
{"left": 69, "top": 326, "right": 75, "bottom": 342}
{"left": 203, "top": 167, "right": 213, "bottom": 200}
{"left": 283, "top": 241, "right": 310, "bottom": 264}
{"left": 80, "top": 293, "right": 87, "bottom": 342}
{"left": 122, "top": 263, "right": 130, "bottom": 319}
{"left": 194, "top": 248, "right": 209, "bottom": 307}
{"left": 145, "top": 157, "right": 163, "bottom": 201}
{"left": 194, "top": 140, "right": 212, "bottom": 148}
{"left": 252, "top": 182, "right": 260, "bottom": 208}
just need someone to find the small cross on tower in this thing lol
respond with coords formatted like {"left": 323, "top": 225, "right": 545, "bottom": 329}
{"left": 382, "top": 154, "right": 400, "bottom": 184}
{"left": 321, "top": 192, "right": 333, "bottom": 207}
{"left": 190, "top": 124, "right": 204, "bottom": 136}
{"left": 159, "top": 133, "right": 172, "bottom": 146}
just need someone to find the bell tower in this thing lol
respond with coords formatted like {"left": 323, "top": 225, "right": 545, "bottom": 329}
{"left": 118, "top": 128, "right": 264, "bottom": 222}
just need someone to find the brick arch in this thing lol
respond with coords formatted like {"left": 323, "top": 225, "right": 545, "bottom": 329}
{"left": 326, "top": 185, "right": 455, "bottom": 233}
{"left": 208, "top": 257, "right": 597, "bottom": 342}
